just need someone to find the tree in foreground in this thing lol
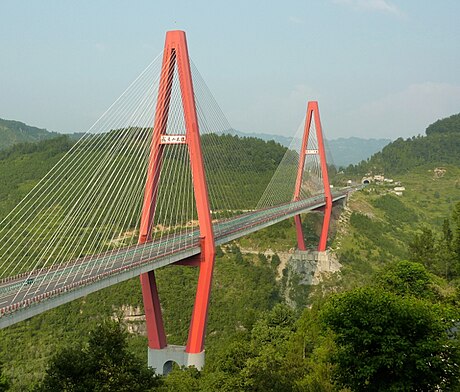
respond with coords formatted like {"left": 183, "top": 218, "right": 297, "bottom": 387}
{"left": 409, "top": 202, "right": 460, "bottom": 280}
{"left": 321, "top": 286, "right": 460, "bottom": 391}
{"left": 0, "top": 361, "right": 9, "bottom": 391}
{"left": 35, "top": 320, "right": 161, "bottom": 391}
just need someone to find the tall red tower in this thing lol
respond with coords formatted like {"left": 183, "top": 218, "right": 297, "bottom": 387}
{"left": 293, "top": 101, "right": 332, "bottom": 251}
{"left": 138, "top": 30, "right": 216, "bottom": 374}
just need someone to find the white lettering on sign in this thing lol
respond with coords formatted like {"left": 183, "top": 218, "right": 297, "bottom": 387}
{"left": 160, "top": 135, "right": 187, "bottom": 144}
{"left": 306, "top": 149, "right": 319, "bottom": 155}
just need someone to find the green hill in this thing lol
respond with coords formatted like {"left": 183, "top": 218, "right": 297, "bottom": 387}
{"left": 231, "top": 129, "right": 391, "bottom": 167}
{"left": 426, "top": 112, "right": 460, "bottom": 135}
{"left": 0, "top": 136, "right": 73, "bottom": 219}
{"left": 345, "top": 112, "right": 460, "bottom": 176}
{"left": 335, "top": 111, "right": 460, "bottom": 283}
{"left": 0, "top": 133, "right": 289, "bottom": 389}
{"left": 334, "top": 165, "right": 460, "bottom": 282}
{"left": 0, "top": 118, "right": 60, "bottom": 150}
{"left": 325, "top": 136, "right": 391, "bottom": 168}
{"left": 0, "top": 118, "right": 459, "bottom": 390}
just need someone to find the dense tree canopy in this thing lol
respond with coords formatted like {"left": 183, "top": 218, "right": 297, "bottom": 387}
{"left": 409, "top": 202, "right": 460, "bottom": 280}
{"left": 0, "top": 362, "right": 9, "bottom": 392}
{"left": 320, "top": 285, "right": 460, "bottom": 391}
{"left": 35, "top": 320, "right": 161, "bottom": 392}
{"left": 426, "top": 113, "right": 460, "bottom": 136}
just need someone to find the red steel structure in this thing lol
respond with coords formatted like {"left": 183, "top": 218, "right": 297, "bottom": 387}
{"left": 138, "top": 30, "right": 216, "bottom": 355}
{"left": 293, "top": 101, "right": 332, "bottom": 252}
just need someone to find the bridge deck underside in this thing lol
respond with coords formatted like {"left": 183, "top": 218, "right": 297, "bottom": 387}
{"left": 0, "top": 192, "right": 347, "bottom": 328}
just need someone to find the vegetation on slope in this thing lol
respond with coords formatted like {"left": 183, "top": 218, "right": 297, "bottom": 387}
{"left": 426, "top": 112, "right": 460, "bottom": 135}
{"left": 345, "top": 112, "right": 460, "bottom": 175}
{"left": 34, "top": 320, "right": 161, "bottom": 392}
{"left": 0, "top": 119, "right": 60, "bottom": 151}
{"left": 0, "top": 112, "right": 459, "bottom": 390}
{"left": 34, "top": 259, "right": 459, "bottom": 392}
{"left": 334, "top": 164, "right": 460, "bottom": 282}
{"left": 0, "top": 136, "right": 73, "bottom": 219}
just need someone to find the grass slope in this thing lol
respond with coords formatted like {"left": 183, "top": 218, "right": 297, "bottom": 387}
{"left": 334, "top": 164, "right": 460, "bottom": 287}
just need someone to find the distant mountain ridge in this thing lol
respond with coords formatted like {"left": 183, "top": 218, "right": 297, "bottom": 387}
{"left": 0, "top": 118, "right": 59, "bottom": 149}
{"left": 0, "top": 118, "right": 87, "bottom": 150}
{"left": 227, "top": 128, "right": 390, "bottom": 167}
{"left": 325, "top": 137, "right": 391, "bottom": 168}
{"left": 346, "top": 112, "right": 460, "bottom": 175}
{"left": 0, "top": 118, "right": 390, "bottom": 167}
{"left": 225, "top": 129, "right": 293, "bottom": 148}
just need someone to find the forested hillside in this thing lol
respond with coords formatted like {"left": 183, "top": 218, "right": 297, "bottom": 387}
{"left": 346, "top": 112, "right": 460, "bottom": 175}
{"left": 0, "top": 119, "right": 60, "bottom": 150}
{"left": 0, "top": 117, "right": 459, "bottom": 390}
{"left": 0, "top": 137, "right": 73, "bottom": 219}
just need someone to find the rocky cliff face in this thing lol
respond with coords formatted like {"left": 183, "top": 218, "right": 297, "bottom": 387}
{"left": 113, "top": 304, "right": 146, "bottom": 335}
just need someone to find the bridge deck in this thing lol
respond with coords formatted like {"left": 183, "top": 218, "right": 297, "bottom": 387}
{"left": 0, "top": 191, "right": 349, "bottom": 328}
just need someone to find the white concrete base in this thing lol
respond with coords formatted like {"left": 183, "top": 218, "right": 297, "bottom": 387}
{"left": 148, "top": 345, "right": 205, "bottom": 375}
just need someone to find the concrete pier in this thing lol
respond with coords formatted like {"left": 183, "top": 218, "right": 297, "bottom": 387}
{"left": 148, "top": 345, "right": 205, "bottom": 375}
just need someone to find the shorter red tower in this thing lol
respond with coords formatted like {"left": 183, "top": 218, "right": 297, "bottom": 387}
{"left": 293, "top": 101, "right": 332, "bottom": 252}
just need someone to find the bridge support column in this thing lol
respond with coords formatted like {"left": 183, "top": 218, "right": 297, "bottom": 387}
{"left": 138, "top": 30, "right": 216, "bottom": 372}
{"left": 294, "top": 215, "right": 307, "bottom": 251}
{"left": 293, "top": 101, "right": 332, "bottom": 251}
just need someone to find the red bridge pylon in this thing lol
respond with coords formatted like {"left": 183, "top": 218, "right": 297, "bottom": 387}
{"left": 138, "top": 30, "right": 215, "bottom": 373}
{"left": 293, "top": 101, "right": 332, "bottom": 252}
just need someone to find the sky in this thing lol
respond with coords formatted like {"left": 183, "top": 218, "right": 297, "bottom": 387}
{"left": 1, "top": 0, "right": 459, "bottom": 140}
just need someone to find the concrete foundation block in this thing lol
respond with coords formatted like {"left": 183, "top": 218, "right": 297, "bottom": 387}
{"left": 148, "top": 345, "right": 205, "bottom": 375}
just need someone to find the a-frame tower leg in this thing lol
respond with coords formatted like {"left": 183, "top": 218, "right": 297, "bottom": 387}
{"left": 293, "top": 101, "right": 332, "bottom": 252}
{"left": 138, "top": 30, "right": 216, "bottom": 374}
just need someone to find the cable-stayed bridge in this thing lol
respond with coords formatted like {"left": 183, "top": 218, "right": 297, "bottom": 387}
{"left": 0, "top": 193, "right": 348, "bottom": 327}
{"left": 0, "top": 31, "right": 359, "bottom": 373}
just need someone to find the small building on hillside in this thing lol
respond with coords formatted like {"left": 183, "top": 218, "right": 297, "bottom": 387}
{"left": 393, "top": 186, "right": 405, "bottom": 196}
{"left": 434, "top": 167, "right": 447, "bottom": 178}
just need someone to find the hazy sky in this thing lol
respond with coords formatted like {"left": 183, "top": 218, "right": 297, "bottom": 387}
{"left": 1, "top": 1, "right": 459, "bottom": 140}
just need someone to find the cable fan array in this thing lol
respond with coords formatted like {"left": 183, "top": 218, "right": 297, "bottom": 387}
{"left": 257, "top": 114, "right": 325, "bottom": 210}
{"left": 0, "top": 50, "right": 288, "bottom": 309}
{"left": 0, "top": 54, "right": 164, "bottom": 305}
